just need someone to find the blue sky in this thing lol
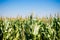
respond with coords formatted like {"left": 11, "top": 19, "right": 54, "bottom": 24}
{"left": 0, "top": 0, "right": 60, "bottom": 17}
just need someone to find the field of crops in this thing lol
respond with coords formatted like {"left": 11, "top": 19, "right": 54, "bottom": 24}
{"left": 0, "top": 15, "right": 60, "bottom": 40}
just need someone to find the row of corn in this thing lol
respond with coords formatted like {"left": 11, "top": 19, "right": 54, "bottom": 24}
{"left": 0, "top": 15, "right": 60, "bottom": 40}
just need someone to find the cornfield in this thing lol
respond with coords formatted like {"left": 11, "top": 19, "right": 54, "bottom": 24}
{"left": 0, "top": 14, "right": 60, "bottom": 40}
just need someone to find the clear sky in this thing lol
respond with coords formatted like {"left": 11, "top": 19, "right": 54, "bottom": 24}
{"left": 0, "top": 0, "right": 60, "bottom": 17}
